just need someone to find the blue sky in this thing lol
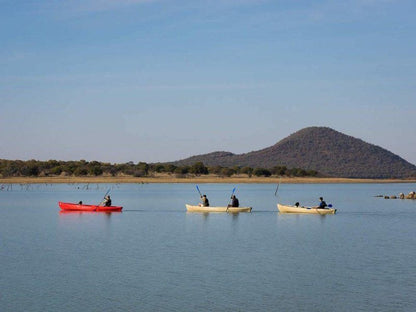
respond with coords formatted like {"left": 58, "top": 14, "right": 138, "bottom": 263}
{"left": 1, "top": 0, "right": 415, "bottom": 164}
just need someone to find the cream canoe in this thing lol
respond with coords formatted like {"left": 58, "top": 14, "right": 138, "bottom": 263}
{"left": 186, "top": 204, "right": 252, "bottom": 213}
{"left": 277, "top": 203, "right": 336, "bottom": 214}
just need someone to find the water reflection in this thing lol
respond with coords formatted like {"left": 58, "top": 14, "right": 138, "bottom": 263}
{"left": 59, "top": 211, "right": 121, "bottom": 217}
{"left": 185, "top": 211, "right": 242, "bottom": 224}
{"left": 231, "top": 212, "right": 240, "bottom": 221}
{"left": 277, "top": 212, "right": 331, "bottom": 226}
{"left": 3, "top": 183, "right": 416, "bottom": 312}
{"left": 58, "top": 211, "right": 117, "bottom": 230}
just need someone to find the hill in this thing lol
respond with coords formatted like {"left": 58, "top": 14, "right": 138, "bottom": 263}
{"left": 172, "top": 127, "right": 416, "bottom": 178}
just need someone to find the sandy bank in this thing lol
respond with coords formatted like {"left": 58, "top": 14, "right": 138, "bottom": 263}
{"left": 1, "top": 175, "right": 415, "bottom": 184}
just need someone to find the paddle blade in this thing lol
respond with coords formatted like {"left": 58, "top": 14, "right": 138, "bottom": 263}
{"left": 274, "top": 184, "right": 280, "bottom": 196}
{"left": 328, "top": 204, "right": 333, "bottom": 208}
{"left": 103, "top": 188, "right": 111, "bottom": 198}
{"left": 274, "top": 177, "right": 281, "bottom": 196}
{"left": 196, "top": 185, "right": 202, "bottom": 196}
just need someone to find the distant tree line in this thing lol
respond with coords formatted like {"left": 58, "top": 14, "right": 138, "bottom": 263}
{"left": 0, "top": 159, "right": 319, "bottom": 178}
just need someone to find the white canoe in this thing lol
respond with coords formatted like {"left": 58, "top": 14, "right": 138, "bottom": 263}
{"left": 277, "top": 203, "right": 336, "bottom": 215}
{"left": 186, "top": 204, "right": 252, "bottom": 213}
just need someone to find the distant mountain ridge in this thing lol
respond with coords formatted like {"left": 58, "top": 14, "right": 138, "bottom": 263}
{"left": 172, "top": 127, "right": 416, "bottom": 178}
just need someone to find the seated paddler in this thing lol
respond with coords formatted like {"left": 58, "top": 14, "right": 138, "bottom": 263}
{"left": 228, "top": 195, "right": 239, "bottom": 207}
{"left": 102, "top": 195, "right": 112, "bottom": 207}
{"left": 200, "top": 194, "right": 209, "bottom": 207}
{"left": 315, "top": 197, "right": 327, "bottom": 209}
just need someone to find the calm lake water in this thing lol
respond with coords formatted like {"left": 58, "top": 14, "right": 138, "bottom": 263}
{"left": 1, "top": 183, "right": 416, "bottom": 311}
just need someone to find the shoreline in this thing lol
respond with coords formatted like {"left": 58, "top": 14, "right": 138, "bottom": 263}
{"left": 1, "top": 176, "right": 415, "bottom": 184}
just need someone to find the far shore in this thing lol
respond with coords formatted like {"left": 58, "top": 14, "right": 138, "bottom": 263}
{"left": 1, "top": 175, "right": 415, "bottom": 184}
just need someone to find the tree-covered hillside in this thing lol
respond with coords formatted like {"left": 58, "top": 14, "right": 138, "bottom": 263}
{"left": 172, "top": 127, "right": 416, "bottom": 178}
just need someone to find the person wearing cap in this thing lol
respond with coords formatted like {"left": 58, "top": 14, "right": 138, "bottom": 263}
{"left": 228, "top": 195, "right": 239, "bottom": 207}
{"left": 200, "top": 194, "right": 209, "bottom": 207}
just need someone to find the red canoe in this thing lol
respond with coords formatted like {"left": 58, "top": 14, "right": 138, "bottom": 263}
{"left": 58, "top": 202, "right": 123, "bottom": 212}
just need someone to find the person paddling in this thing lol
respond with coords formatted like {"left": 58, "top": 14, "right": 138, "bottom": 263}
{"left": 228, "top": 195, "right": 239, "bottom": 207}
{"left": 200, "top": 194, "right": 209, "bottom": 207}
{"left": 102, "top": 195, "right": 112, "bottom": 207}
{"left": 315, "top": 197, "right": 327, "bottom": 209}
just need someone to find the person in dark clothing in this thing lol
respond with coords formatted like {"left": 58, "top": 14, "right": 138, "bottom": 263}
{"left": 228, "top": 195, "right": 239, "bottom": 207}
{"left": 294, "top": 202, "right": 300, "bottom": 207}
{"left": 316, "top": 197, "right": 327, "bottom": 209}
{"left": 200, "top": 195, "right": 209, "bottom": 207}
{"left": 102, "top": 195, "right": 112, "bottom": 207}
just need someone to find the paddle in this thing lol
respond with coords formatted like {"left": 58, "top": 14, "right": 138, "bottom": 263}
{"left": 226, "top": 187, "right": 237, "bottom": 212}
{"left": 274, "top": 176, "right": 281, "bottom": 197}
{"left": 314, "top": 203, "right": 333, "bottom": 209}
{"left": 97, "top": 188, "right": 111, "bottom": 208}
{"left": 196, "top": 185, "right": 206, "bottom": 206}
{"left": 196, "top": 185, "right": 202, "bottom": 197}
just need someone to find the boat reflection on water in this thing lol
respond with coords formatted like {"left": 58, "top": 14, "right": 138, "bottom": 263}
{"left": 59, "top": 210, "right": 122, "bottom": 216}
{"left": 58, "top": 210, "right": 121, "bottom": 229}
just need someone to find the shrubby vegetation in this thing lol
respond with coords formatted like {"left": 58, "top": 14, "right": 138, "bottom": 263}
{"left": 171, "top": 127, "right": 416, "bottom": 178}
{"left": 0, "top": 159, "right": 319, "bottom": 178}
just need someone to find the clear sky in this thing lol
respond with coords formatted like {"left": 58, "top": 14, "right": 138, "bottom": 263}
{"left": 1, "top": 0, "right": 415, "bottom": 165}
